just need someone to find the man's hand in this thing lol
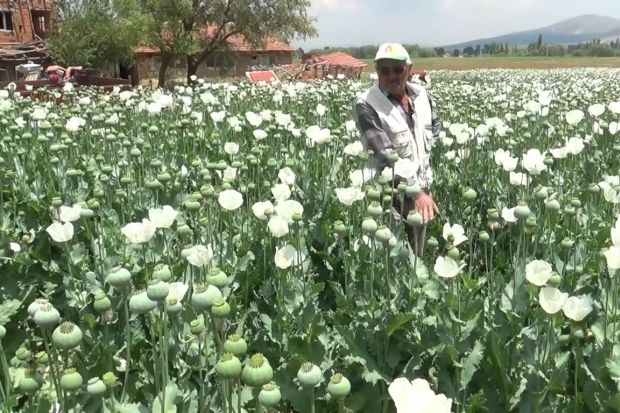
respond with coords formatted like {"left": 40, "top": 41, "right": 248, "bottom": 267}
{"left": 415, "top": 192, "right": 439, "bottom": 223}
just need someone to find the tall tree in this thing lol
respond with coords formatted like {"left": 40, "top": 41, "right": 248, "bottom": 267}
{"left": 120, "top": 0, "right": 317, "bottom": 86}
{"left": 536, "top": 33, "right": 542, "bottom": 49}
{"left": 48, "top": 0, "right": 137, "bottom": 68}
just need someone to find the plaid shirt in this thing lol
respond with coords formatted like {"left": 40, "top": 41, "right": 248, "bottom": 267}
{"left": 354, "top": 85, "right": 441, "bottom": 188}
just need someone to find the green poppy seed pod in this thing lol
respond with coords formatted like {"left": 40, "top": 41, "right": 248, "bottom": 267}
{"left": 333, "top": 221, "right": 346, "bottom": 235}
{"left": 525, "top": 215, "right": 537, "bottom": 228}
{"left": 33, "top": 303, "right": 61, "bottom": 329}
{"left": 145, "top": 180, "right": 162, "bottom": 189}
{"left": 479, "top": 231, "right": 490, "bottom": 243}
{"left": 361, "top": 218, "right": 378, "bottom": 234}
{"left": 258, "top": 382, "right": 282, "bottom": 408}
{"left": 19, "top": 371, "right": 43, "bottom": 393}
{"left": 52, "top": 322, "right": 83, "bottom": 350}
{"left": 588, "top": 183, "right": 600, "bottom": 194}
{"left": 558, "top": 334, "right": 570, "bottom": 344}
{"left": 297, "top": 362, "right": 322, "bottom": 388}
{"left": 28, "top": 298, "right": 49, "bottom": 317}
{"left": 129, "top": 291, "right": 157, "bottom": 315}
{"left": 147, "top": 280, "right": 169, "bottom": 303}
{"left": 570, "top": 198, "right": 581, "bottom": 208}
{"left": 60, "top": 368, "right": 83, "bottom": 392}
{"left": 87, "top": 378, "right": 107, "bottom": 396}
{"left": 242, "top": 353, "right": 274, "bottom": 387}
{"left": 543, "top": 156, "right": 554, "bottom": 166}
{"left": 292, "top": 212, "right": 303, "bottom": 221}
{"left": 16, "top": 347, "right": 32, "bottom": 361}
{"left": 374, "top": 225, "right": 392, "bottom": 243}
{"left": 447, "top": 247, "right": 459, "bottom": 261}
{"left": 513, "top": 202, "right": 531, "bottom": 220}
{"left": 561, "top": 238, "right": 574, "bottom": 250}
{"left": 397, "top": 183, "right": 407, "bottom": 193}
{"left": 462, "top": 188, "right": 477, "bottom": 202}
{"left": 35, "top": 351, "right": 49, "bottom": 365}
{"left": 190, "top": 319, "right": 205, "bottom": 336}
{"left": 387, "top": 151, "right": 399, "bottom": 164}
{"left": 153, "top": 264, "right": 172, "bottom": 282}
{"left": 51, "top": 197, "right": 63, "bottom": 207}
{"left": 0, "top": 325, "right": 5, "bottom": 340}
{"left": 184, "top": 200, "right": 201, "bottom": 211}
{"left": 156, "top": 172, "right": 171, "bottom": 183}
{"left": 377, "top": 176, "right": 388, "bottom": 186}
{"left": 180, "top": 244, "right": 195, "bottom": 259}
{"left": 405, "top": 185, "right": 421, "bottom": 197}
{"left": 366, "top": 201, "right": 383, "bottom": 218}
{"left": 406, "top": 211, "right": 423, "bottom": 227}
{"left": 191, "top": 283, "right": 222, "bottom": 311}
{"left": 547, "top": 272, "right": 561, "bottom": 287}
{"left": 367, "top": 188, "right": 381, "bottom": 201}
{"left": 535, "top": 187, "right": 548, "bottom": 200}
{"left": 211, "top": 298, "right": 231, "bottom": 318}
{"left": 80, "top": 208, "right": 94, "bottom": 218}
{"left": 207, "top": 268, "right": 229, "bottom": 289}
{"left": 384, "top": 187, "right": 393, "bottom": 196}
{"left": 107, "top": 267, "right": 132, "bottom": 288}
{"left": 563, "top": 206, "right": 576, "bottom": 217}
{"left": 427, "top": 236, "right": 439, "bottom": 248}
{"left": 359, "top": 151, "right": 369, "bottom": 161}
{"left": 223, "top": 334, "right": 248, "bottom": 358}
{"left": 215, "top": 352, "right": 242, "bottom": 379}
{"left": 93, "top": 293, "right": 112, "bottom": 313}
{"left": 327, "top": 373, "right": 351, "bottom": 400}
{"left": 545, "top": 199, "right": 561, "bottom": 213}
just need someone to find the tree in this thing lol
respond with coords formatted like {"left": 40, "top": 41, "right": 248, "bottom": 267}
{"left": 537, "top": 34, "right": 542, "bottom": 49}
{"left": 48, "top": 0, "right": 137, "bottom": 68}
{"left": 119, "top": 0, "right": 317, "bottom": 86}
{"left": 435, "top": 47, "right": 445, "bottom": 56}
{"left": 474, "top": 45, "right": 481, "bottom": 56}
{"left": 452, "top": 49, "right": 460, "bottom": 57}
{"left": 463, "top": 46, "right": 474, "bottom": 56}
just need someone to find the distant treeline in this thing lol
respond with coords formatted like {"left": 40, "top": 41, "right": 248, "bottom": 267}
{"left": 301, "top": 36, "right": 620, "bottom": 59}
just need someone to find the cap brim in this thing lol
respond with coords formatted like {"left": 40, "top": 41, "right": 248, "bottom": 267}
{"left": 374, "top": 56, "right": 408, "bottom": 62}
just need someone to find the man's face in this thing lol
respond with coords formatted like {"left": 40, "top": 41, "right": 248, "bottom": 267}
{"left": 376, "top": 59, "right": 409, "bottom": 95}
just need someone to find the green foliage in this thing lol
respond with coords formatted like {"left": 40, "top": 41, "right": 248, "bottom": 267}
{"left": 47, "top": 0, "right": 137, "bottom": 68}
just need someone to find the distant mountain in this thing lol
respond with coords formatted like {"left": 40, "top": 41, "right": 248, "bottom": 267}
{"left": 439, "top": 14, "right": 620, "bottom": 51}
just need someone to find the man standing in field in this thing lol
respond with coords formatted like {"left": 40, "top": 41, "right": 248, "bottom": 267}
{"left": 353, "top": 43, "right": 441, "bottom": 256}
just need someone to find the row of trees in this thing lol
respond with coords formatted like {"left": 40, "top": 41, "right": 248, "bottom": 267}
{"left": 316, "top": 32, "right": 620, "bottom": 60}
{"left": 47, "top": 0, "right": 317, "bottom": 86}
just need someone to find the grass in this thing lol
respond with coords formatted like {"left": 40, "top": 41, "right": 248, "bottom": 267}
{"left": 360, "top": 56, "right": 620, "bottom": 71}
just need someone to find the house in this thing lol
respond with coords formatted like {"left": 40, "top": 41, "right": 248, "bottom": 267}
{"left": 132, "top": 31, "right": 295, "bottom": 87}
{"left": 0, "top": 0, "right": 53, "bottom": 44}
{"left": 0, "top": 0, "right": 54, "bottom": 80}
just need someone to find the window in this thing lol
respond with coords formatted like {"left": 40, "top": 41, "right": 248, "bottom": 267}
{"left": 37, "top": 16, "right": 45, "bottom": 33}
{"left": 251, "top": 54, "right": 276, "bottom": 66}
{"left": 0, "top": 12, "right": 13, "bottom": 31}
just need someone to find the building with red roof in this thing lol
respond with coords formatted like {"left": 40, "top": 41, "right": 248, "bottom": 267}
{"left": 132, "top": 28, "right": 296, "bottom": 86}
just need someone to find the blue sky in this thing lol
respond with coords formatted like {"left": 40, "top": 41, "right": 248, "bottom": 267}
{"left": 293, "top": 0, "right": 620, "bottom": 49}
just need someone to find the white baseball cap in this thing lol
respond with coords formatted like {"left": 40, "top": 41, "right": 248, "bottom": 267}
{"left": 374, "top": 43, "right": 411, "bottom": 64}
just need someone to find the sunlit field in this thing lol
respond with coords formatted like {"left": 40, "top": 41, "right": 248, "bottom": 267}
{"left": 1, "top": 68, "right": 620, "bottom": 412}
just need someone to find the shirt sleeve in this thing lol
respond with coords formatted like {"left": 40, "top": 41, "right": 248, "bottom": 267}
{"left": 353, "top": 99, "right": 393, "bottom": 174}
{"left": 428, "top": 92, "right": 441, "bottom": 144}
